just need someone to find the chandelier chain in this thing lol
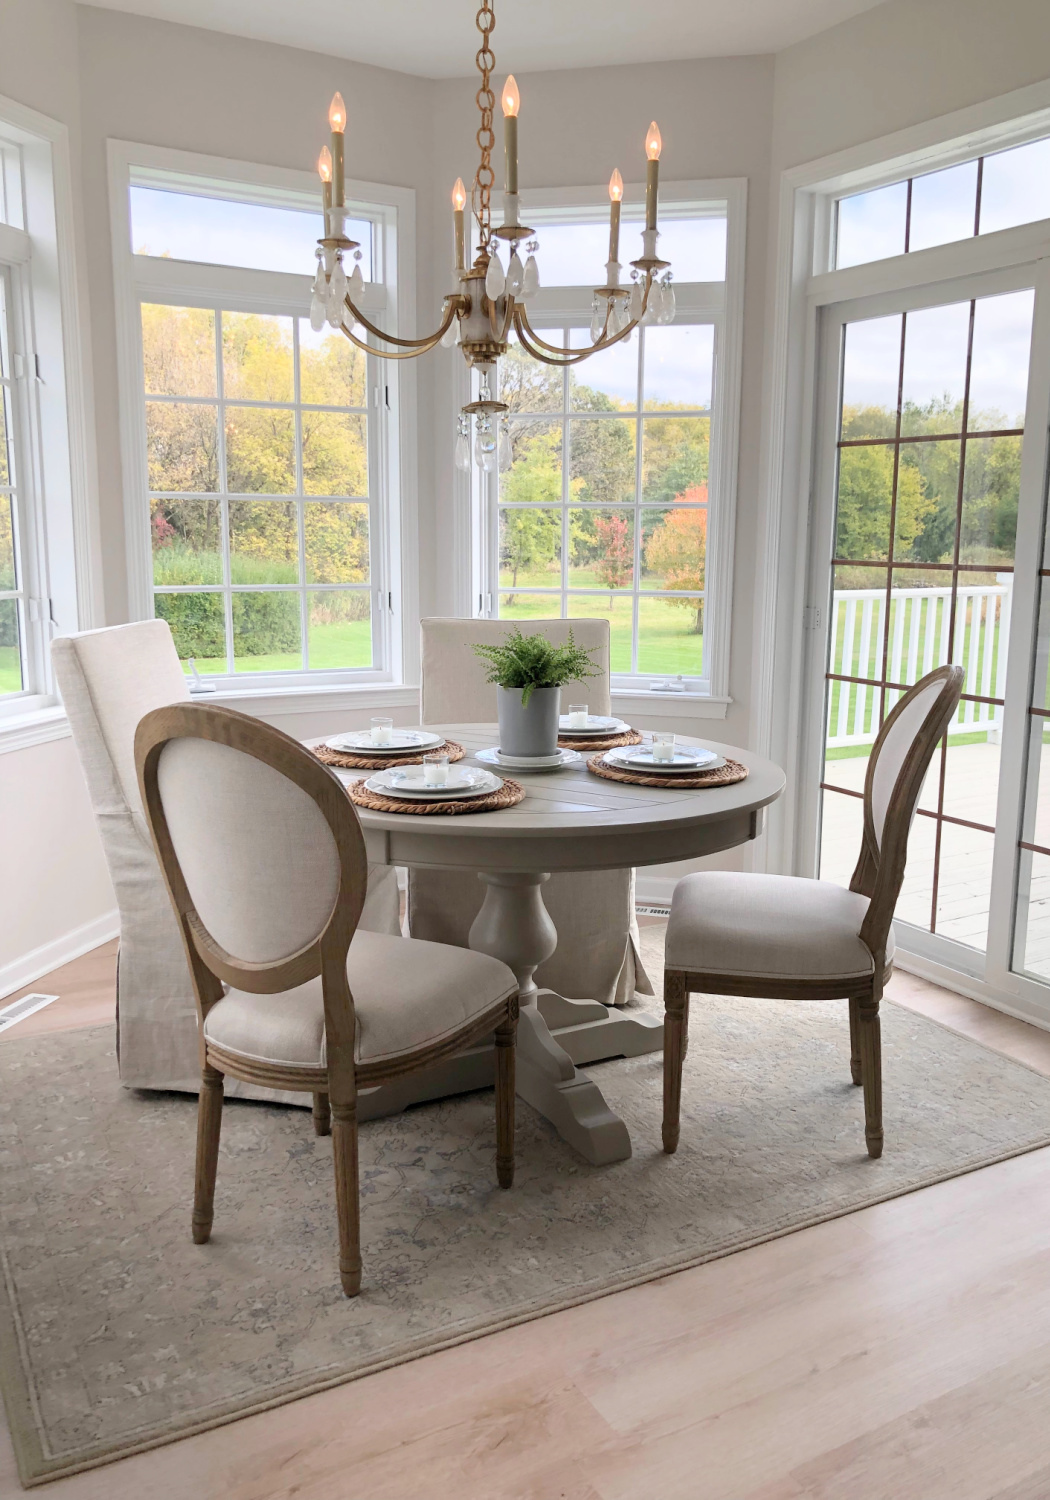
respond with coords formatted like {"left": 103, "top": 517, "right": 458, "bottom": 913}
{"left": 472, "top": 0, "right": 496, "bottom": 249}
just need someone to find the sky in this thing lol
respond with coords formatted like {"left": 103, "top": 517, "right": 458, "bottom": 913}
{"left": 837, "top": 135, "right": 1050, "bottom": 269}
{"left": 130, "top": 188, "right": 373, "bottom": 280}
{"left": 842, "top": 289, "right": 1035, "bottom": 425}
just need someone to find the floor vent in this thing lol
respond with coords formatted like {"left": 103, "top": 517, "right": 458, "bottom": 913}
{"left": 635, "top": 904, "right": 671, "bottom": 917}
{"left": 0, "top": 993, "right": 59, "bottom": 1034}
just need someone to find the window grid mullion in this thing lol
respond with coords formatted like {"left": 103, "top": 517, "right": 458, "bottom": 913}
{"left": 293, "top": 316, "right": 308, "bottom": 671}
{"left": 214, "top": 309, "right": 234, "bottom": 674}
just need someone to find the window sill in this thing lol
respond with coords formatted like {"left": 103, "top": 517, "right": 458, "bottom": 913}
{"left": 611, "top": 690, "right": 731, "bottom": 721}
{"left": 0, "top": 703, "right": 71, "bottom": 755}
{"left": 202, "top": 681, "right": 420, "bottom": 719}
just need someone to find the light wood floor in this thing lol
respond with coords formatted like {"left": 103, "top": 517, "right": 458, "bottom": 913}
{"left": 4, "top": 940, "right": 1050, "bottom": 1499}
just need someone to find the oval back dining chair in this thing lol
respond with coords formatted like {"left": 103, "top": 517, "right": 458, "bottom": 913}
{"left": 409, "top": 615, "right": 653, "bottom": 1009}
{"left": 135, "top": 701, "right": 519, "bottom": 1297}
{"left": 660, "top": 664, "right": 964, "bottom": 1161}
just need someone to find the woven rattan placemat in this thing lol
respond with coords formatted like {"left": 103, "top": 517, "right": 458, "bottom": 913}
{"left": 557, "top": 729, "right": 643, "bottom": 751}
{"left": 346, "top": 776, "right": 525, "bottom": 815}
{"left": 586, "top": 754, "right": 749, "bottom": 789}
{"left": 314, "top": 739, "right": 465, "bottom": 771}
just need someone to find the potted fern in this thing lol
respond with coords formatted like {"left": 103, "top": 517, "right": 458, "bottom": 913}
{"left": 474, "top": 627, "right": 601, "bottom": 758}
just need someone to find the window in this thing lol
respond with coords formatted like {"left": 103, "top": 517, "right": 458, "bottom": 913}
{"left": 818, "top": 289, "right": 1034, "bottom": 954}
{"left": 496, "top": 324, "right": 712, "bottom": 678}
{"left": 777, "top": 87, "right": 1050, "bottom": 1021}
{"left": 835, "top": 134, "right": 1050, "bottom": 269}
{"left": 0, "top": 99, "right": 85, "bottom": 725}
{"left": 147, "top": 306, "right": 374, "bottom": 676}
{"left": 112, "top": 149, "right": 409, "bottom": 687}
{"left": 0, "top": 271, "right": 23, "bottom": 697}
{"left": 474, "top": 192, "right": 743, "bottom": 698}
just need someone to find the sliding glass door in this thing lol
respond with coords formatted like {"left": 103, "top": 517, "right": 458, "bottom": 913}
{"left": 805, "top": 263, "right": 1050, "bottom": 1012}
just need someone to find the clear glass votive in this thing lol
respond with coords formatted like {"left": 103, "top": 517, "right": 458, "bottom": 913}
{"left": 423, "top": 751, "right": 450, "bottom": 786}
{"left": 652, "top": 731, "right": 676, "bottom": 762}
{"left": 568, "top": 703, "right": 589, "bottom": 728}
{"left": 371, "top": 716, "right": 393, "bottom": 746}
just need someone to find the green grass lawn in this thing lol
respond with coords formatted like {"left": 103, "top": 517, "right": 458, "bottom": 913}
{"left": 498, "top": 593, "right": 702, "bottom": 676}
{"left": 183, "top": 618, "right": 372, "bottom": 676}
{"left": 0, "top": 646, "right": 21, "bottom": 695}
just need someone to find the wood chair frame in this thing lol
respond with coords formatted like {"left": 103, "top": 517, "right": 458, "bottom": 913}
{"left": 662, "top": 664, "right": 964, "bottom": 1161}
{"left": 135, "top": 702, "right": 518, "bottom": 1297}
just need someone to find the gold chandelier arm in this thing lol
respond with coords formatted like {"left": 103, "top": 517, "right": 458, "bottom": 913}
{"left": 338, "top": 319, "right": 452, "bottom": 360}
{"left": 512, "top": 285, "right": 651, "bottom": 366}
{"left": 342, "top": 294, "right": 463, "bottom": 349}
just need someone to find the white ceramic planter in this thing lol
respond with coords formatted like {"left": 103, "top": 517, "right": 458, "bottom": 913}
{"left": 497, "top": 684, "right": 561, "bottom": 757}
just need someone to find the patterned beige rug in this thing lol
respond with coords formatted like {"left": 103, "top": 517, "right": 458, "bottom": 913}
{"left": 4, "top": 962, "right": 1050, "bottom": 1485}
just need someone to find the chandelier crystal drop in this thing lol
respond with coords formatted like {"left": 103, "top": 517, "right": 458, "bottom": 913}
{"left": 309, "top": 0, "right": 672, "bottom": 471}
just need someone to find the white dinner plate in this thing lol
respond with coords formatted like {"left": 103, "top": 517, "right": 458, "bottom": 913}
{"left": 557, "top": 715, "right": 629, "bottom": 736}
{"left": 325, "top": 729, "right": 445, "bottom": 754}
{"left": 365, "top": 766, "right": 501, "bottom": 799}
{"left": 604, "top": 747, "right": 725, "bottom": 774}
{"left": 475, "top": 746, "right": 582, "bottom": 771}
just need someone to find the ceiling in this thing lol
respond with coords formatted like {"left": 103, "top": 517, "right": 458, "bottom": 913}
{"left": 86, "top": 0, "right": 888, "bottom": 78}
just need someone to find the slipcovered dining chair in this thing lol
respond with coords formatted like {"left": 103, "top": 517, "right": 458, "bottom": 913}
{"left": 135, "top": 702, "right": 519, "bottom": 1297}
{"left": 407, "top": 615, "right": 654, "bottom": 1007}
{"left": 51, "top": 620, "right": 400, "bottom": 1095}
{"left": 660, "top": 665, "right": 964, "bottom": 1161}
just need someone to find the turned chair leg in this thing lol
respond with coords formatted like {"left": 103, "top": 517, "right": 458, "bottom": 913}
{"left": 848, "top": 997, "right": 862, "bottom": 1086}
{"left": 331, "top": 1098, "right": 362, "bottom": 1297}
{"left": 857, "top": 997, "right": 883, "bottom": 1159}
{"left": 662, "top": 970, "right": 689, "bottom": 1154}
{"left": 312, "top": 1091, "right": 331, "bottom": 1136}
{"left": 494, "top": 1001, "right": 518, "bottom": 1189}
{"left": 192, "top": 1064, "right": 224, "bottom": 1244}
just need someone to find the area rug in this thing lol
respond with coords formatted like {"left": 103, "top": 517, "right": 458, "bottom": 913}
{"left": 4, "top": 976, "right": 1050, "bottom": 1485}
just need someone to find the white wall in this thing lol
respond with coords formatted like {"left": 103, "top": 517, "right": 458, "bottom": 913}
{"left": 770, "top": 0, "right": 1050, "bottom": 172}
{"left": 2, "top": 0, "right": 1050, "bottom": 983}
{"left": 0, "top": 736, "right": 115, "bottom": 989}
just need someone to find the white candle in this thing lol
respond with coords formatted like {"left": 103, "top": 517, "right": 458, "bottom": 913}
{"left": 645, "top": 121, "right": 662, "bottom": 233}
{"left": 568, "top": 704, "right": 589, "bottom": 728}
{"left": 452, "top": 177, "right": 466, "bottom": 271}
{"left": 423, "top": 753, "right": 450, "bottom": 786}
{"left": 502, "top": 76, "right": 520, "bottom": 196}
{"left": 318, "top": 147, "right": 333, "bottom": 226}
{"left": 371, "top": 716, "right": 393, "bottom": 746}
{"left": 607, "top": 170, "right": 623, "bottom": 264}
{"left": 652, "top": 731, "right": 675, "bottom": 762}
{"left": 329, "top": 92, "right": 346, "bottom": 209}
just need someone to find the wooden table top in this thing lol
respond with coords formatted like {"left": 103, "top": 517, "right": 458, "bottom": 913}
{"left": 309, "top": 724, "right": 786, "bottom": 875}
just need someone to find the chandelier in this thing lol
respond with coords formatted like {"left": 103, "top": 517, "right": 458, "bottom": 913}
{"left": 308, "top": 0, "right": 674, "bottom": 473}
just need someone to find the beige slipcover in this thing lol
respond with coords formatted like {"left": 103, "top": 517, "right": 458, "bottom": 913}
{"left": 51, "top": 619, "right": 400, "bottom": 1094}
{"left": 406, "top": 616, "right": 653, "bottom": 1006}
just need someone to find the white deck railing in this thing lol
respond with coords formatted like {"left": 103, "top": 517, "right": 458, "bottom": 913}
{"left": 826, "top": 581, "right": 1011, "bottom": 749}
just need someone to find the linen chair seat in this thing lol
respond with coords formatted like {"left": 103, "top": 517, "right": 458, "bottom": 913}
{"left": 204, "top": 930, "right": 517, "bottom": 1072}
{"left": 666, "top": 872, "right": 895, "bottom": 985}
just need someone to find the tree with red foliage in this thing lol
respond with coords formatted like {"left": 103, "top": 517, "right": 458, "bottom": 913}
{"left": 644, "top": 484, "right": 707, "bottom": 633}
{"left": 594, "top": 511, "right": 633, "bottom": 595}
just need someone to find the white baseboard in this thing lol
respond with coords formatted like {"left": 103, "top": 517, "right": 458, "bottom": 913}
{"left": 635, "top": 876, "right": 675, "bottom": 908}
{"left": 892, "top": 947, "right": 1050, "bottom": 1034}
{"left": 0, "top": 910, "right": 119, "bottom": 1000}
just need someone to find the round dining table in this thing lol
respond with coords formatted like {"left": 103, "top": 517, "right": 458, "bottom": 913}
{"left": 315, "top": 723, "right": 785, "bottom": 1165}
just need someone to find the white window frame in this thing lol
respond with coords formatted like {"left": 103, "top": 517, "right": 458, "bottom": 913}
{"left": 108, "top": 140, "right": 420, "bottom": 698}
{"left": 458, "top": 177, "right": 745, "bottom": 714}
{"left": 756, "top": 76, "right": 1050, "bottom": 1026}
{"left": 0, "top": 94, "right": 96, "bottom": 750}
